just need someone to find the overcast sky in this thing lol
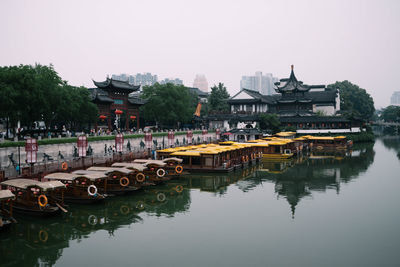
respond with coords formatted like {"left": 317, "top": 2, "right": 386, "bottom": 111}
{"left": 1, "top": 0, "right": 399, "bottom": 108}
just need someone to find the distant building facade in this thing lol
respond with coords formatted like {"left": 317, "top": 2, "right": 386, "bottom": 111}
{"left": 208, "top": 66, "right": 361, "bottom": 134}
{"left": 89, "top": 78, "right": 145, "bottom": 130}
{"left": 160, "top": 78, "right": 183, "bottom": 85}
{"left": 240, "top": 72, "right": 278, "bottom": 95}
{"left": 112, "top": 73, "right": 158, "bottom": 86}
{"left": 193, "top": 74, "right": 209, "bottom": 92}
{"left": 390, "top": 91, "right": 400, "bottom": 106}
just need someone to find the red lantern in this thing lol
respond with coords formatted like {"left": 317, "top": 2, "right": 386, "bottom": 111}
{"left": 99, "top": 115, "right": 107, "bottom": 121}
{"left": 130, "top": 115, "right": 136, "bottom": 120}
{"left": 115, "top": 109, "right": 123, "bottom": 115}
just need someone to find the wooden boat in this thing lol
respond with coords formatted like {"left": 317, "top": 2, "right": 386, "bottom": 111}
{"left": 250, "top": 139, "right": 294, "bottom": 160}
{"left": 168, "top": 148, "right": 236, "bottom": 173}
{"left": 133, "top": 157, "right": 185, "bottom": 176}
{"left": 0, "top": 190, "right": 17, "bottom": 231}
{"left": 44, "top": 172, "right": 107, "bottom": 204}
{"left": 75, "top": 167, "right": 141, "bottom": 195}
{"left": 304, "top": 136, "right": 353, "bottom": 151}
{"left": 0, "top": 179, "right": 67, "bottom": 217}
{"left": 112, "top": 161, "right": 169, "bottom": 183}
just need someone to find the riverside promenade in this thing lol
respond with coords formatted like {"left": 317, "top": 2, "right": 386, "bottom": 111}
{"left": 0, "top": 130, "right": 216, "bottom": 179}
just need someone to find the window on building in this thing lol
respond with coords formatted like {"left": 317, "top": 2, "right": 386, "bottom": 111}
{"left": 114, "top": 99, "right": 123, "bottom": 105}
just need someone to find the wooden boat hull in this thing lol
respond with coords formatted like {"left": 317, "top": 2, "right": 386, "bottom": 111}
{"left": 181, "top": 166, "right": 235, "bottom": 173}
{"left": 0, "top": 218, "right": 13, "bottom": 231}
{"left": 10, "top": 204, "right": 61, "bottom": 217}
{"left": 262, "top": 153, "right": 294, "bottom": 160}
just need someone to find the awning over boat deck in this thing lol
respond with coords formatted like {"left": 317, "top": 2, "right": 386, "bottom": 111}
{"left": 0, "top": 189, "right": 15, "bottom": 200}
{"left": 1, "top": 179, "right": 65, "bottom": 191}
{"left": 84, "top": 167, "right": 134, "bottom": 175}
{"left": 162, "top": 157, "right": 183, "bottom": 163}
{"left": 132, "top": 159, "right": 167, "bottom": 167}
{"left": 72, "top": 170, "right": 110, "bottom": 180}
{"left": 46, "top": 172, "right": 108, "bottom": 181}
{"left": 170, "top": 151, "right": 201, "bottom": 157}
{"left": 38, "top": 181, "right": 66, "bottom": 190}
{"left": 45, "top": 173, "right": 79, "bottom": 181}
{"left": 111, "top": 162, "right": 148, "bottom": 172}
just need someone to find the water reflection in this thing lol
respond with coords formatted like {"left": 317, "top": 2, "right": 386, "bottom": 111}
{"left": 0, "top": 143, "right": 378, "bottom": 266}
{"left": 382, "top": 137, "right": 400, "bottom": 160}
{"left": 235, "top": 144, "right": 375, "bottom": 217}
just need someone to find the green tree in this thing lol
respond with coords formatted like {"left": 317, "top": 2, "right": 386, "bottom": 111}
{"left": 327, "top": 81, "right": 375, "bottom": 120}
{"left": 209, "top": 83, "right": 230, "bottom": 112}
{"left": 140, "top": 83, "right": 197, "bottom": 128}
{"left": 259, "top": 113, "right": 280, "bottom": 133}
{"left": 381, "top": 105, "right": 400, "bottom": 122}
{"left": 0, "top": 64, "right": 98, "bottom": 135}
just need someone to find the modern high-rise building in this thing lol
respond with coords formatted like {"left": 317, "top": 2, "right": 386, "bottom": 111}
{"left": 112, "top": 73, "right": 158, "bottom": 86}
{"left": 160, "top": 78, "right": 183, "bottom": 85}
{"left": 193, "top": 74, "right": 209, "bottom": 92}
{"left": 390, "top": 91, "right": 400, "bottom": 106}
{"left": 240, "top": 72, "right": 278, "bottom": 95}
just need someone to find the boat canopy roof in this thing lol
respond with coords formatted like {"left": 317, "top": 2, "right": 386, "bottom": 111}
{"left": 132, "top": 159, "right": 167, "bottom": 167}
{"left": 1, "top": 179, "right": 65, "bottom": 191}
{"left": 85, "top": 167, "right": 134, "bottom": 175}
{"left": 162, "top": 157, "right": 183, "bottom": 163}
{"left": 72, "top": 170, "right": 110, "bottom": 179}
{"left": 170, "top": 151, "right": 201, "bottom": 157}
{"left": 274, "top": 131, "right": 296, "bottom": 137}
{"left": 0, "top": 189, "right": 15, "bottom": 201}
{"left": 111, "top": 162, "right": 148, "bottom": 171}
{"left": 46, "top": 172, "right": 107, "bottom": 181}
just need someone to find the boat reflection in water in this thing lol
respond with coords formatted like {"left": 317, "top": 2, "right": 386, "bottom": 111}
{"left": 236, "top": 143, "right": 375, "bottom": 218}
{"left": 0, "top": 144, "right": 376, "bottom": 266}
{"left": 0, "top": 183, "right": 191, "bottom": 266}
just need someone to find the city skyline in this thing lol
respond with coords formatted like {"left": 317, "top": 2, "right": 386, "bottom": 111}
{"left": 1, "top": 0, "right": 399, "bottom": 108}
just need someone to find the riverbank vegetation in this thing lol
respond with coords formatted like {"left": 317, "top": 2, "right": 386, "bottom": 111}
{"left": 0, "top": 64, "right": 98, "bottom": 138}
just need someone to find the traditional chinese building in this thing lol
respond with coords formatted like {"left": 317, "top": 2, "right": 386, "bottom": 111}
{"left": 208, "top": 66, "right": 362, "bottom": 133}
{"left": 89, "top": 78, "right": 145, "bottom": 131}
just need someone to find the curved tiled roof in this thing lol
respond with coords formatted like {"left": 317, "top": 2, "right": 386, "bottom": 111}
{"left": 93, "top": 78, "right": 140, "bottom": 92}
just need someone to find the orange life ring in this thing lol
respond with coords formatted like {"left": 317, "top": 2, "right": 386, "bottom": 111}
{"left": 175, "top": 165, "right": 183, "bottom": 174}
{"left": 61, "top": 162, "right": 68, "bottom": 171}
{"left": 136, "top": 173, "right": 145, "bottom": 183}
{"left": 39, "top": 230, "right": 48, "bottom": 242}
{"left": 120, "top": 177, "right": 130, "bottom": 187}
{"left": 38, "top": 194, "right": 48, "bottom": 207}
{"left": 175, "top": 185, "right": 183, "bottom": 193}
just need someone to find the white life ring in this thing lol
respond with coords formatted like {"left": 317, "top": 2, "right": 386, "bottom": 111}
{"left": 88, "top": 185, "right": 98, "bottom": 196}
{"left": 156, "top": 168, "right": 166, "bottom": 177}
{"left": 157, "top": 192, "right": 166, "bottom": 202}
{"left": 88, "top": 215, "right": 98, "bottom": 225}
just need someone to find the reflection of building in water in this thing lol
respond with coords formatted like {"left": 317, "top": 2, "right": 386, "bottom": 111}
{"left": 236, "top": 144, "right": 375, "bottom": 218}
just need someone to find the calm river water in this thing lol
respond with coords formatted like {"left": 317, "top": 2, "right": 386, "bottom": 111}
{"left": 1, "top": 138, "right": 400, "bottom": 267}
